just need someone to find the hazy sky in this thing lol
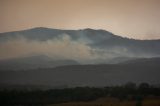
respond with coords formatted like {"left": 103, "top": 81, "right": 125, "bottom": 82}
{"left": 0, "top": 0, "right": 160, "bottom": 39}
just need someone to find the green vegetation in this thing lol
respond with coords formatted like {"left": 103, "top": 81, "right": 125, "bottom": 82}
{"left": 0, "top": 82, "right": 160, "bottom": 106}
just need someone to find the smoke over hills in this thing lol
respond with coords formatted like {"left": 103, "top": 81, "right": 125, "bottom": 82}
{"left": 0, "top": 27, "right": 160, "bottom": 86}
{"left": 0, "top": 27, "right": 160, "bottom": 64}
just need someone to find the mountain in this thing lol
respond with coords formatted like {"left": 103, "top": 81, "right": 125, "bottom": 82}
{"left": 0, "top": 27, "right": 160, "bottom": 70}
{"left": 0, "top": 27, "right": 160, "bottom": 87}
{"left": 0, "top": 27, "right": 160, "bottom": 63}
{"left": 0, "top": 55, "right": 79, "bottom": 71}
{"left": 0, "top": 57, "right": 160, "bottom": 87}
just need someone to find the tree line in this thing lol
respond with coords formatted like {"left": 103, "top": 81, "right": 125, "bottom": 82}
{"left": 0, "top": 82, "right": 160, "bottom": 106}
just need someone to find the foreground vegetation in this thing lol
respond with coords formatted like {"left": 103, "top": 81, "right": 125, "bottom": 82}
{"left": 0, "top": 82, "right": 160, "bottom": 106}
{"left": 50, "top": 97, "right": 160, "bottom": 106}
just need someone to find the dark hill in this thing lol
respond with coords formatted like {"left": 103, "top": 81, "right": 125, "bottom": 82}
{"left": 0, "top": 57, "right": 160, "bottom": 87}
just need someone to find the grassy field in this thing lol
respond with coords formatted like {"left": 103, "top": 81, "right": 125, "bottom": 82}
{"left": 48, "top": 97, "right": 160, "bottom": 106}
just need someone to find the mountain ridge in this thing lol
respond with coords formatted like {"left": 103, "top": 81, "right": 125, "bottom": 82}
{"left": 1, "top": 27, "right": 160, "bottom": 40}
{"left": 0, "top": 27, "right": 160, "bottom": 64}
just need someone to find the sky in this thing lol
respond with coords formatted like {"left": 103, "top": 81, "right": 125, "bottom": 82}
{"left": 0, "top": 0, "right": 160, "bottom": 39}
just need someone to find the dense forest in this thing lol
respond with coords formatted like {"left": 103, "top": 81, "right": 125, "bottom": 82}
{"left": 0, "top": 82, "right": 160, "bottom": 106}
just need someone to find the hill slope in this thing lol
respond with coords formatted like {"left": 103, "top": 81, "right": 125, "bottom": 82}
{"left": 0, "top": 55, "right": 79, "bottom": 70}
{"left": 0, "top": 57, "right": 160, "bottom": 87}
